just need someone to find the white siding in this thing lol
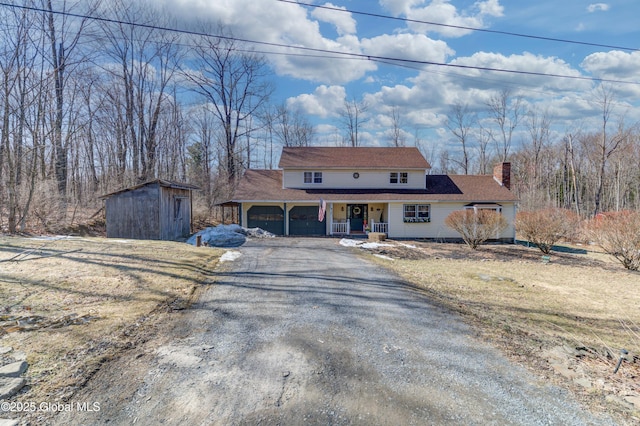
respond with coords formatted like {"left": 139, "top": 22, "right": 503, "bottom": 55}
{"left": 387, "top": 202, "right": 516, "bottom": 240}
{"left": 242, "top": 201, "right": 516, "bottom": 240}
{"left": 283, "top": 169, "right": 426, "bottom": 190}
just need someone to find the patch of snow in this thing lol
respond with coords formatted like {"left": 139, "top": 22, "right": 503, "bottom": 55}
{"left": 399, "top": 243, "right": 417, "bottom": 249}
{"left": 360, "top": 242, "right": 394, "bottom": 249}
{"left": 339, "top": 238, "right": 361, "bottom": 247}
{"left": 187, "top": 225, "right": 275, "bottom": 248}
{"left": 373, "top": 254, "right": 394, "bottom": 261}
{"left": 243, "top": 227, "right": 276, "bottom": 239}
{"left": 220, "top": 250, "right": 242, "bottom": 262}
{"left": 340, "top": 238, "right": 394, "bottom": 249}
{"left": 28, "top": 235, "right": 75, "bottom": 241}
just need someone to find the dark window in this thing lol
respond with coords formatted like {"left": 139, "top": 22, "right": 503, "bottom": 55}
{"left": 403, "top": 204, "right": 430, "bottom": 223}
{"left": 304, "top": 171, "right": 322, "bottom": 183}
{"left": 390, "top": 172, "right": 408, "bottom": 184}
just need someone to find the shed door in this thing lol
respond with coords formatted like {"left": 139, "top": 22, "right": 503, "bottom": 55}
{"left": 173, "top": 196, "right": 190, "bottom": 238}
{"left": 289, "top": 206, "right": 326, "bottom": 236}
{"left": 247, "top": 206, "right": 284, "bottom": 235}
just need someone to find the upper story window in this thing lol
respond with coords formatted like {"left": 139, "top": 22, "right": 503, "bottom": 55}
{"left": 390, "top": 172, "right": 408, "bottom": 184}
{"left": 304, "top": 171, "right": 323, "bottom": 184}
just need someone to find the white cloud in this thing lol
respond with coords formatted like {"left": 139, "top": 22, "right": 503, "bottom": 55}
{"left": 311, "top": 3, "right": 357, "bottom": 36}
{"left": 587, "top": 3, "right": 610, "bottom": 13}
{"left": 360, "top": 33, "right": 454, "bottom": 63}
{"left": 581, "top": 51, "right": 640, "bottom": 97}
{"left": 401, "top": 0, "right": 505, "bottom": 37}
{"left": 449, "top": 51, "right": 589, "bottom": 92}
{"left": 581, "top": 50, "right": 640, "bottom": 78}
{"left": 378, "top": 0, "right": 424, "bottom": 16}
{"left": 152, "top": 0, "right": 374, "bottom": 84}
{"left": 287, "top": 85, "right": 347, "bottom": 118}
{"left": 476, "top": 0, "right": 504, "bottom": 16}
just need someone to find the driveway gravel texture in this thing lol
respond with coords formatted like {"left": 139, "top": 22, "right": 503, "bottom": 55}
{"left": 55, "top": 237, "right": 616, "bottom": 425}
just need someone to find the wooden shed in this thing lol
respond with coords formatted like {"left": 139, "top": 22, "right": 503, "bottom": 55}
{"left": 102, "top": 180, "right": 199, "bottom": 240}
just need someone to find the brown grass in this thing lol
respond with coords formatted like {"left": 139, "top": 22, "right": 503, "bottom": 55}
{"left": 0, "top": 236, "right": 221, "bottom": 402}
{"left": 366, "top": 241, "right": 640, "bottom": 421}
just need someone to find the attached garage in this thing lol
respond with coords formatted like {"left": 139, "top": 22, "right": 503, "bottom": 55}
{"left": 289, "top": 206, "right": 325, "bottom": 236}
{"left": 247, "top": 206, "right": 284, "bottom": 235}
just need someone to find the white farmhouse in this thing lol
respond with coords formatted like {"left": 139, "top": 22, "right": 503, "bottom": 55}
{"left": 230, "top": 146, "right": 517, "bottom": 241}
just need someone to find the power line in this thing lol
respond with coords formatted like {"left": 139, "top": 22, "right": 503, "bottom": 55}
{"left": 0, "top": 1, "right": 638, "bottom": 86}
{"left": 278, "top": 0, "right": 640, "bottom": 53}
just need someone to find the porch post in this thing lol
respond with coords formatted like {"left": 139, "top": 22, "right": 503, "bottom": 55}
{"left": 329, "top": 203, "right": 333, "bottom": 235}
{"left": 283, "top": 202, "right": 287, "bottom": 236}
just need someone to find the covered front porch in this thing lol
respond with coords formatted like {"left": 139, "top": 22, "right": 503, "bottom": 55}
{"left": 328, "top": 202, "right": 388, "bottom": 236}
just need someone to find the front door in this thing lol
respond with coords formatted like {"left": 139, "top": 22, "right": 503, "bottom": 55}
{"left": 348, "top": 204, "right": 368, "bottom": 232}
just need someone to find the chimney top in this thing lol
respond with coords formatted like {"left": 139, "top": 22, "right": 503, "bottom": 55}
{"left": 493, "top": 162, "right": 511, "bottom": 190}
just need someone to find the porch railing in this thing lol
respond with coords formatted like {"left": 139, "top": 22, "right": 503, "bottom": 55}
{"left": 371, "top": 220, "right": 388, "bottom": 234}
{"left": 331, "top": 221, "right": 350, "bottom": 235}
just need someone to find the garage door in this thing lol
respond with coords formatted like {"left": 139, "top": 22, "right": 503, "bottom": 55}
{"left": 289, "top": 206, "right": 326, "bottom": 236}
{"left": 247, "top": 206, "right": 284, "bottom": 235}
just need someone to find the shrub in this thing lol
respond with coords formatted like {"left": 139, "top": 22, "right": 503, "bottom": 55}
{"left": 588, "top": 211, "right": 640, "bottom": 271}
{"left": 516, "top": 208, "right": 580, "bottom": 254}
{"left": 444, "top": 209, "right": 508, "bottom": 250}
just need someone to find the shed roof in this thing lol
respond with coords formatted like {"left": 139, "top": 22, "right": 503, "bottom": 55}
{"left": 231, "top": 170, "right": 517, "bottom": 203}
{"left": 278, "top": 147, "right": 431, "bottom": 169}
{"left": 101, "top": 179, "right": 199, "bottom": 199}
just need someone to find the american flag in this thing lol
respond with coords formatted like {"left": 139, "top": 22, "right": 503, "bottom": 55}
{"left": 318, "top": 199, "right": 326, "bottom": 222}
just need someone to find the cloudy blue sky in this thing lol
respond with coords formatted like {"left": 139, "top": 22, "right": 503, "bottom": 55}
{"left": 157, "top": 0, "right": 639, "bottom": 152}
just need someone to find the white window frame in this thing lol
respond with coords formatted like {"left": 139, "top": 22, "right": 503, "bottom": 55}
{"left": 304, "top": 171, "right": 323, "bottom": 184}
{"left": 390, "top": 172, "right": 408, "bottom": 184}
{"left": 403, "top": 204, "right": 430, "bottom": 223}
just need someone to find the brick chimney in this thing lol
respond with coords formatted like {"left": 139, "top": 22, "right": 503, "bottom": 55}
{"left": 493, "top": 162, "right": 511, "bottom": 190}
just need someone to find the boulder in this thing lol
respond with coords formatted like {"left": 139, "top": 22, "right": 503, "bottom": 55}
{"left": 0, "top": 361, "right": 27, "bottom": 378}
{"left": 0, "top": 377, "right": 25, "bottom": 399}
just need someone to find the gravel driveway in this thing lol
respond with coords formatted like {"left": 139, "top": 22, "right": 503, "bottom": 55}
{"left": 57, "top": 237, "right": 615, "bottom": 425}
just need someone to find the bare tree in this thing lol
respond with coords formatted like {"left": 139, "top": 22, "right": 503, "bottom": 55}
{"left": 446, "top": 102, "right": 475, "bottom": 174}
{"left": 485, "top": 88, "right": 524, "bottom": 162}
{"left": 590, "top": 85, "right": 631, "bottom": 216}
{"left": 271, "top": 103, "right": 315, "bottom": 147}
{"left": 475, "top": 125, "right": 492, "bottom": 174}
{"left": 186, "top": 106, "right": 217, "bottom": 207}
{"left": 389, "top": 106, "right": 406, "bottom": 147}
{"left": 526, "top": 108, "right": 551, "bottom": 183}
{"left": 184, "top": 25, "right": 272, "bottom": 185}
{"left": 340, "top": 97, "right": 369, "bottom": 147}
{"left": 98, "top": 0, "right": 182, "bottom": 182}
{"left": 44, "top": 0, "right": 96, "bottom": 196}
{"left": 561, "top": 132, "right": 582, "bottom": 216}
{"left": 0, "top": 3, "right": 43, "bottom": 233}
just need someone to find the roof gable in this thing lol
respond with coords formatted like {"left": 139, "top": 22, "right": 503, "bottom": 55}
{"left": 278, "top": 147, "right": 431, "bottom": 169}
